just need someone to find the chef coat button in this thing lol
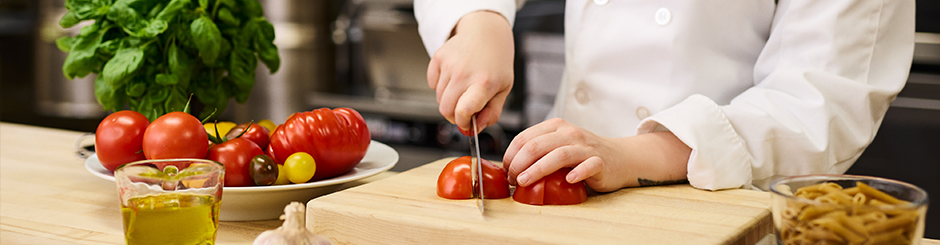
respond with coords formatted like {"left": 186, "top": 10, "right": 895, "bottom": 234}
{"left": 655, "top": 8, "right": 671, "bottom": 26}
{"left": 575, "top": 87, "right": 590, "bottom": 105}
{"left": 636, "top": 107, "right": 651, "bottom": 119}
{"left": 594, "top": 0, "right": 609, "bottom": 6}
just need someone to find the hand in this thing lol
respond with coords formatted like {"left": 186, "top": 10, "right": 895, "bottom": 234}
{"left": 427, "top": 11, "right": 514, "bottom": 133}
{"left": 502, "top": 118, "right": 692, "bottom": 192}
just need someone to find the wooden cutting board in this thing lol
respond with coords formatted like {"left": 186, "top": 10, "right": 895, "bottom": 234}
{"left": 306, "top": 157, "right": 773, "bottom": 245}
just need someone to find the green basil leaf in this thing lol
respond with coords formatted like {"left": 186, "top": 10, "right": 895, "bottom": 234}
{"left": 102, "top": 46, "right": 145, "bottom": 87}
{"left": 199, "top": 0, "right": 209, "bottom": 10}
{"left": 190, "top": 15, "right": 222, "bottom": 66}
{"left": 107, "top": 0, "right": 147, "bottom": 35}
{"left": 136, "top": 92, "right": 158, "bottom": 121}
{"left": 55, "top": 36, "right": 75, "bottom": 52}
{"left": 155, "top": 73, "right": 179, "bottom": 85}
{"left": 156, "top": 0, "right": 192, "bottom": 23}
{"left": 125, "top": 78, "right": 147, "bottom": 97}
{"left": 217, "top": 7, "right": 239, "bottom": 26}
{"left": 239, "top": 0, "right": 262, "bottom": 18}
{"left": 164, "top": 87, "right": 188, "bottom": 112}
{"left": 95, "top": 75, "right": 127, "bottom": 112}
{"left": 59, "top": 11, "right": 81, "bottom": 28}
{"left": 253, "top": 19, "right": 279, "bottom": 73}
{"left": 62, "top": 23, "right": 107, "bottom": 79}
{"left": 168, "top": 43, "right": 194, "bottom": 88}
{"left": 228, "top": 42, "right": 256, "bottom": 91}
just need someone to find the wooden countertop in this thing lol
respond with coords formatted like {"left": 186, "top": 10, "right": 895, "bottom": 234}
{"left": 0, "top": 123, "right": 391, "bottom": 244}
{"left": 2, "top": 122, "right": 938, "bottom": 244}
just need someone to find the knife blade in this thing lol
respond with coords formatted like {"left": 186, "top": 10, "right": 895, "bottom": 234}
{"left": 470, "top": 115, "right": 484, "bottom": 215}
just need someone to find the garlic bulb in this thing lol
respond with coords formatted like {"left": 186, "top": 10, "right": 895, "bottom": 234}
{"left": 253, "top": 202, "right": 332, "bottom": 245}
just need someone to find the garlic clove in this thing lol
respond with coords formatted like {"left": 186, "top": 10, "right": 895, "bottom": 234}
{"left": 253, "top": 202, "right": 332, "bottom": 245}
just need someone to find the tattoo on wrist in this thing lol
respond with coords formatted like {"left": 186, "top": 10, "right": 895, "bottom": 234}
{"left": 637, "top": 178, "right": 689, "bottom": 187}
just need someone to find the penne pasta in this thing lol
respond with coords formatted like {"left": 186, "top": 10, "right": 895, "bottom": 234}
{"left": 775, "top": 180, "right": 923, "bottom": 245}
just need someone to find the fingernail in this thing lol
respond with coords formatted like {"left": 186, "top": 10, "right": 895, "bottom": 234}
{"left": 566, "top": 171, "right": 578, "bottom": 183}
{"left": 517, "top": 172, "right": 530, "bottom": 186}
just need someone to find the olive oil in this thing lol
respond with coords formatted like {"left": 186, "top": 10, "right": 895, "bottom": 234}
{"left": 121, "top": 193, "right": 220, "bottom": 245}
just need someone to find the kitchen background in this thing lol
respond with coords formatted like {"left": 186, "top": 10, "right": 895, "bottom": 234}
{"left": 1, "top": 0, "right": 937, "bottom": 239}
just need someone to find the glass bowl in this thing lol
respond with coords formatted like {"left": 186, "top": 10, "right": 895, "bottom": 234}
{"left": 770, "top": 174, "right": 928, "bottom": 245}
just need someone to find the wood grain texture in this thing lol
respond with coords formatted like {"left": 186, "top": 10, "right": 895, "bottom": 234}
{"left": 0, "top": 123, "right": 388, "bottom": 244}
{"left": 306, "top": 157, "right": 774, "bottom": 245}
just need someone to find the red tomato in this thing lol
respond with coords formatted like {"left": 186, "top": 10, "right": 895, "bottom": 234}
{"left": 268, "top": 108, "right": 370, "bottom": 181}
{"left": 512, "top": 168, "right": 587, "bottom": 205}
{"left": 225, "top": 122, "right": 270, "bottom": 149}
{"left": 95, "top": 110, "right": 150, "bottom": 172}
{"left": 207, "top": 138, "right": 264, "bottom": 187}
{"left": 142, "top": 112, "right": 209, "bottom": 160}
{"left": 436, "top": 156, "right": 511, "bottom": 199}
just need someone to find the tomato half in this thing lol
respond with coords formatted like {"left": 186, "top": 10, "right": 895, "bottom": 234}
{"left": 512, "top": 168, "right": 587, "bottom": 205}
{"left": 436, "top": 156, "right": 511, "bottom": 199}
{"left": 207, "top": 138, "right": 264, "bottom": 187}
{"left": 95, "top": 110, "right": 150, "bottom": 172}
{"left": 225, "top": 122, "right": 270, "bottom": 149}
{"left": 268, "top": 108, "right": 370, "bottom": 181}
{"left": 142, "top": 112, "right": 209, "bottom": 160}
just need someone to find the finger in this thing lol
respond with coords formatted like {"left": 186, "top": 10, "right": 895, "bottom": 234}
{"left": 476, "top": 89, "right": 509, "bottom": 131}
{"left": 438, "top": 75, "right": 465, "bottom": 125}
{"left": 505, "top": 131, "right": 568, "bottom": 186}
{"left": 516, "top": 143, "right": 585, "bottom": 187}
{"left": 454, "top": 80, "right": 495, "bottom": 132}
{"left": 434, "top": 64, "right": 451, "bottom": 106}
{"left": 503, "top": 119, "right": 564, "bottom": 171}
{"left": 567, "top": 156, "right": 604, "bottom": 184}
{"left": 427, "top": 55, "right": 441, "bottom": 91}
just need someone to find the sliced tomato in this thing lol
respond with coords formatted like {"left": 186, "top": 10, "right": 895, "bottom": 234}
{"left": 436, "top": 156, "right": 510, "bottom": 199}
{"left": 513, "top": 168, "right": 587, "bottom": 206}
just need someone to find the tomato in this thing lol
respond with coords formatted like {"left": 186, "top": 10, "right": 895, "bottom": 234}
{"left": 436, "top": 156, "right": 510, "bottom": 199}
{"left": 257, "top": 119, "right": 277, "bottom": 135}
{"left": 225, "top": 122, "right": 270, "bottom": 149}
{"left": 204, "top": 121, "right": 236, "bottom": 138}
{"left": 249, "top": 155, "right": 278, "bottom": 186}
{"left": 95, "top": 110, "right": 150, "bottom": 172}
{"left": 142, "top": 112, "right": 209, "bottom": 160}
{"left": 273, "top": 163, "right": 290, "bottom": 185}
{"left": 512, "top": 168, "right": 587, "bottom": 205}
{"left": 268, "top": 108, "right": 370, "bottom": 181}
{"left": 284, "top": 152, "right": 316, "bottom": 184}
{"left": 207, "top": 138, "right": 264, "bottom": 187}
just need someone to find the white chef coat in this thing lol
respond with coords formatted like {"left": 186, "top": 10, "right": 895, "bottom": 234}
{"left": 414, "top": 0, "right": 915, "bottom": 191}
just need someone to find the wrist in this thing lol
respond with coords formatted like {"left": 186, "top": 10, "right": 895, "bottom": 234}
{"left": 452, "top": 10, "right": 511, "bottom": 38}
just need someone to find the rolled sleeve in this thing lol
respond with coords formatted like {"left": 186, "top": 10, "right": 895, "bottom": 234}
{"left": 637, "top": 95, "right": 753, "bottom": 191}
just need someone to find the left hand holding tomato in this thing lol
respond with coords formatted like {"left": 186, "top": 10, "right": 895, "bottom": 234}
{"left": 503, "top": 118, "right": 691, "bottom": 193}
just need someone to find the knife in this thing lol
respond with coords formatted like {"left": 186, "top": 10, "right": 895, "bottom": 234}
{"left": 470, "top": 115, "right": 485, "bottom": 215}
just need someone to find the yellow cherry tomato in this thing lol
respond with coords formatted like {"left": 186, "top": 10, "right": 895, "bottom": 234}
{"left": 273, "top": 163, "right": 291, "bottom": 185}
{"left": 284, "top": 152, "right": 316, "bottom": 184}
{"left": 204, "top": 121, "right": 237, "bottom": 137}
{"left": 258, "top": 119, "right": 277, "bottom": 135}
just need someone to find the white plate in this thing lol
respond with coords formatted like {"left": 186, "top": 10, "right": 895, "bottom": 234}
{"left": 86, "top": 140, "right": 398, "bottom": 221}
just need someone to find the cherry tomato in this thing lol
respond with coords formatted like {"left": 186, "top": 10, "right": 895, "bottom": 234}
{"left": 436, "top": 156, "right": 510, "bottom": 199}
{"left": 225, "top": 122, "right": 270, "bottom": 149}
{"left": 273, "top": 163, "right": 290, "bottom": 185}
{"left": 268, "top": 108, "right": 370, "bottom": 181}
{"left": 284, "top": 152, "right": 316, "bottom": 184}
{"left": 142, "top": 112, "right": 209, "bottom": 160}
{"left": 207, "top": 138, "right": 264, "bottom": 187}
{"left": 204, "top": 121, "right": 236, "bottom": 138}
{"left": 95, "top": 110, "right": 149, "bottom": 172}
{"left": 249, "top": 155, "right": 278, "bottom": 186}
{"left": 257, "top": 119, "right": 277, "bottom": 135}
{"left": 512, "top": 168, "right": 587, "bottom": 206}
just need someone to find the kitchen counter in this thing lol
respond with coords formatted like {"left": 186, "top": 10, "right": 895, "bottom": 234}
{"left": 0, "top": 122, "right": 391, "bottom": 244}
{"left": 2, "top": 122, "right": 938, "bottom": 244}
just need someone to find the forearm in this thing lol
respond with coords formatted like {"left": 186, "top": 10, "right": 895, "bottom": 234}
{"left": 616, "top": 131, "right": 691, "bottom": 187}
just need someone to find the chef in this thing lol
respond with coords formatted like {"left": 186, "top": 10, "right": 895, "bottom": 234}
{"left": 414, "top": 0, "right": 915, "bottom": 192}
